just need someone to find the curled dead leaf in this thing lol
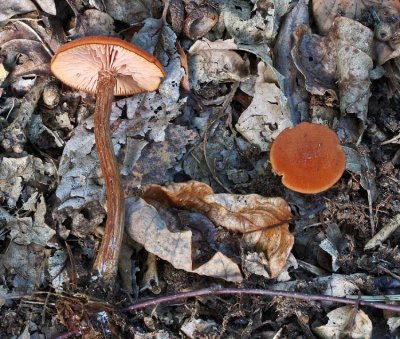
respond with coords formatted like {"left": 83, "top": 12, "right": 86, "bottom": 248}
{"left": 142, "top": 181, "right": 294, "bottom": 279}
{"left": 125, "top": 197, "right": 243, "bottom": 282}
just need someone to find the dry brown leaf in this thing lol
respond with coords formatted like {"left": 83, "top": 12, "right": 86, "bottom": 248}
{"left": 142, "top": 181, "right": 294, "bottom": 278}
{"left": 125, "top": 197, "right": 243, "bottom": 282}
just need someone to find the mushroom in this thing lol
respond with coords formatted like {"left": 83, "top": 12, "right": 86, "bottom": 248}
{"left": 270, "top": 122, "right": 346, "bottom": 194}
{"left": 51, "top": 36, "right": 165, "bottom": 284}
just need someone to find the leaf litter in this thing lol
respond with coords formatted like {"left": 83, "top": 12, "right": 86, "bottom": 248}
{"left": 0, "top": 0, "right": 399, "bottom": 337}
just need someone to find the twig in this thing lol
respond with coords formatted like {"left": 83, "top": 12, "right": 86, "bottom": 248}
{"left": 41, "top": 292, "right": 51, "bottom": 326}
{"left": 5, "top": 98, "right": 15, "bottom": 121}
{"left": 378, "top": 265, "right": 400, "bottom": 281}
{"left": 381, "top": 132, "right": 400, "bottom": 145}
{"left": 122, "top": 287, "right": 400, "bottom": 313}
{"left": 65, "top": 240, "right": 77, "bottom": 287}
{"left": 364, "top": 214, "right": 400, "bottom": 250}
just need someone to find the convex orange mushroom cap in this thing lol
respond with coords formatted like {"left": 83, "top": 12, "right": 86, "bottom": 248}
{"left": 270, "top": 122, "right": 346, "bottom": 194}
{"left": 51, "top": 36, "right": 166, "bottom": 95}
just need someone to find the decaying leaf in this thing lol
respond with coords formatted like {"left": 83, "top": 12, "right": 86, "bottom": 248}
{"left": 10, "top": 194, "right": 56, "bottom": 247}
{"left": 388, "top": 317, "right": 400, "bottom": 333}
{"left": 318, "top": 273, "right": 366, "bottom": 297}
{"left": 293, "top": 17, "right": 373, "bottom": 129}
{"left": 313, "top": 0, "right": 400, "bottom": 34}
{"left": 2, "top": 242, "right": 50, "bottom": 290}
{"left": 123, "top": 124, "right": 197, "bottom": 191}
{"left": 0, "top": 1, "right": 36, "bottom": 22}
{"left": 236, "top": 61, "right": 292, "bottom": 151}
{"left": 188, "top": 39, "right": 250, "bottom": 90}
{"left": 313, "top": 306, "right": 372, "bottom": 339}
{"left": 125, "top": 197, "right": 243, "bottom": 282}
{"left": 0, "top": 155, "right": 56, "bottom": 208}
{"left": 221, "top": 0, "right": 289, "bottom": 44}
{"left": 0, "top": 30, "right": 51, "bottom": 78}
{"left": 342, "top": 146, "right": 378, "bottom": 201}
{"left": 141, "top": 180, "right": 294, "bottom": 278}
{"left": 181, "top": 318, "right": 218, "bottom": 338}
{"left": 183, "top": 126, "right": 255, "bottom": 189}
{"left": 48, "top": 249, "right": 69, "bottom": 292}
{"left": 68, "top": 9, "right": 115, "bottom": 38}
{"left": 103, "top": 0, "right": 152, "bottom": 23}
{"left": 273, "top": 0, "right": 310, "bottom": 124}
{"left": 0, "top": 0, "right": 56, "bottom": 21}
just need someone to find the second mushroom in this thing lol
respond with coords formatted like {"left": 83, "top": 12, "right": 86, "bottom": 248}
{"left": 51, "top": 36, "right": 166, "bottom": 284}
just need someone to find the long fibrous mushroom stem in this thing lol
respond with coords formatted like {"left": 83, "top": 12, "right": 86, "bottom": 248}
{"left": 92, "top": 71, "right": 124, "bottom": 284}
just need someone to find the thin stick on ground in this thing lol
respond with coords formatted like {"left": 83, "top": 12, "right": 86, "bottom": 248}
{"left": 122, "top": 287, "right": 400, "bottom": 313}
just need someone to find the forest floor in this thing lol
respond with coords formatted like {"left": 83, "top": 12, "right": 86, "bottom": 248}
{"left": 0, "top": 0, "right": 399, "bottom": 338}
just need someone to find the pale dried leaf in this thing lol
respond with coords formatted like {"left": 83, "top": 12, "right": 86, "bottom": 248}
{"left": 236, "top": 62, "right": 292, "bottom": 151}
{"left": 3, "top": 242, "right": 49, "bottom": 290}
{"left": 181, "top": 318, "right": 218, "bottom": 339}
{"left": 125, "top": 197, "right": 243, "bottom": 282}
{"left": 48, "top": 249, "right": 69, "bottom": 292}
{"left": 387, "top": 317, "right": 400, "bottom": 333}
{"left": 189, "top": 38, "right": 238, "bottom": 52}
{"left": 319, "top": 273, "right": 363, "bottom": 297}
{"left": 244, "top": 252, "right": 270, "bottom": 278}
{"left": 0, "top": 156, "right": 55, "bottom": 208}
{"left": 140, "top": 253, "right": 161, "bottom": 294}
{"left": 314, "top": 306, "right": 372, "bottom": 339}
{"left": 221, "top": 1, "right": 276, "bottom": 43}
{"left": 36, "top": 0, "right": 56, "bottom": 16}
{"left": 189, "top": 49, "right": 249, "bottom": 90}
{"left": 10, "top": 195, "right": 56, "bottom": 247}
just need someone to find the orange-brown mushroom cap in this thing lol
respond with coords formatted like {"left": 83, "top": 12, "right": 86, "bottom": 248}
{"left": 270, "top": 122, "right": 346, "bottom": 194}
{"left": 51, "top": 36, "right": 166, "bottom": 96}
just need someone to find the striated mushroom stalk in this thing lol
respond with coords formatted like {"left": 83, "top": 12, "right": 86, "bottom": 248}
{"left": 92, "top": 71, "right": 124, "bottom": 283}
{"left": 51, "top": 36, "right": 165, "bottom": 287}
